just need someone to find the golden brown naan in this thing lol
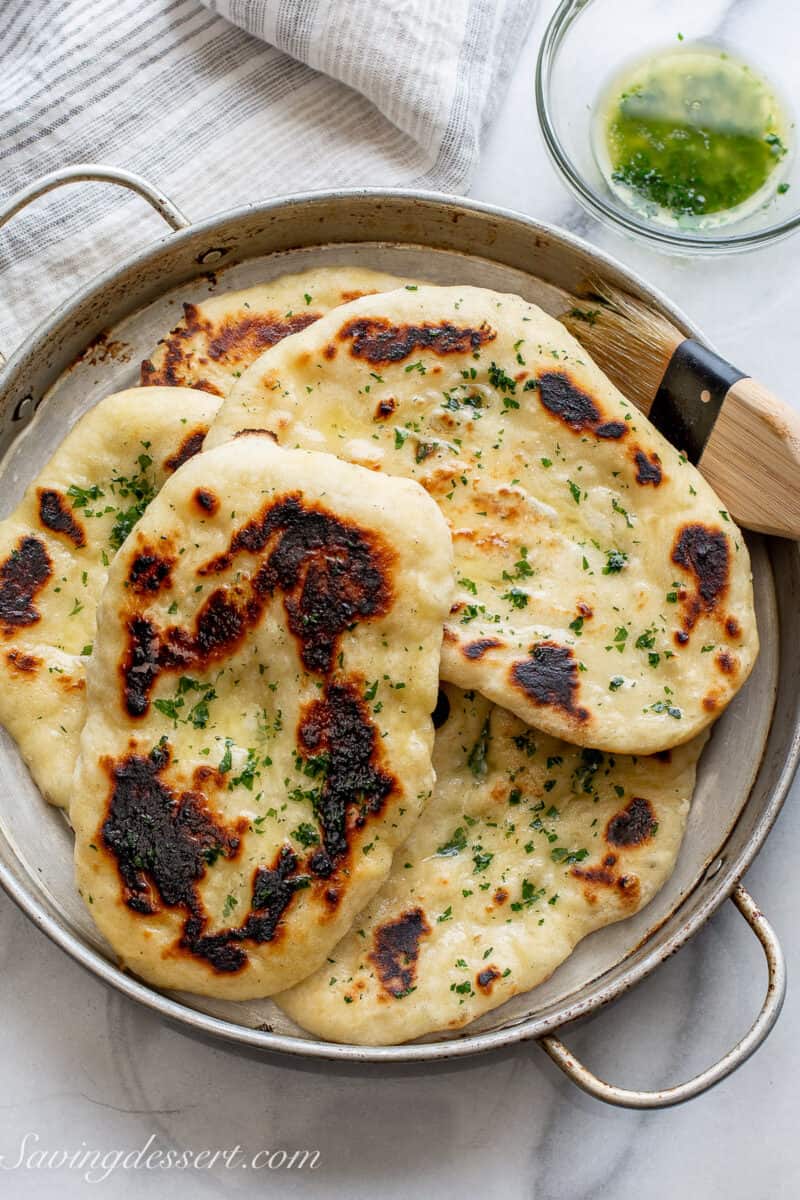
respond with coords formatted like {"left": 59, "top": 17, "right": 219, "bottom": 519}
{"left": 72, "top": 435, "right": 454, "bottom": 999}
{"left": 277, "top": 685, "right": 706, "bottom": 1044}
{"left": 0, "top": 387, "right": 220, "bottom": 808}
{"left": 207, "top": 284, "right": 758, "bottom": 755}
{"left": 140, "top": 266, "right": 412, "bottom": 398}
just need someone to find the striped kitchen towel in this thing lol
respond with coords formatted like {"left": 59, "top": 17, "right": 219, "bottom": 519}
{"left": 0, "top": 0, "right": 536, "bottom": 354}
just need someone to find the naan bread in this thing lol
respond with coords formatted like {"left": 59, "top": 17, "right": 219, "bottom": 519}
{"left": 277, "top": 685, "right": 706, "bottom": 1044}
{"left": 0, "top": 387, "right": 220, "bottom": 808}
{"left": 140, "top": 266, "right": 411, "bottom": 398}
{"left": 72, "top": 435, "right": 454, "bottom": 999}
{"left": 208, "top": 284, "right": 758, "bottom": 755}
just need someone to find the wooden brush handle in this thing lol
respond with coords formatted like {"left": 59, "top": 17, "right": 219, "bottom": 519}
{"left": 698, "top": 378, "right": 800, "bottom": 539}
{"left": 648, "top": 339, "right": 800, "bottom": 539}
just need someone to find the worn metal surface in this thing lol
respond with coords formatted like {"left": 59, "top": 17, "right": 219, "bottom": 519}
{"left": 0, "top": 173, "right": 796, "bottom": 1096}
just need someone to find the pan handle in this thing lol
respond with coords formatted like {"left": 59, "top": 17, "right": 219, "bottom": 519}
{"left": 0, "top": 163, "right": 190, "bottom": 235}
{"left": 0, "top": 164, "right": 189, "bottom": 368}
{"left": 538, "top": 884, "right": 786, "bottom": 1109}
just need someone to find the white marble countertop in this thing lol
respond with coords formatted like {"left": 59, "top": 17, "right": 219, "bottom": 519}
{"left": 2, "top": 5, "right": 799, "bottom": 1197}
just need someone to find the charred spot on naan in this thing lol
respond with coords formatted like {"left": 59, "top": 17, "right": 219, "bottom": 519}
{"left": 140, "top": 310, "right": 222, "bottom": 397}
{"left": 339, "top": 288, "right": 380, "bottom": 303}
{"left": 127, "top": 545, "right": 175, "bottom": 596}
{"left": 184, "top": 849, "right": 308, "bottom": 973}
{"left": 633, "top": 448, "right": 663, "bottom": 485}
{"left": 204, "top": 310, "right": 320, "bottom": 365}
{"left": 193, "top": 488, "right": 219, "bottom": 516}
{"left": 536, "top": 371, "right": 628, "bottom": 439}
{"left": 337, "top": 317, "right": 496, "bottom": 365}
{"left": 571, "top": 852, "right": 641, "bottom": 907}
{"left": 120, "top": 495, "right": 394, "bottom": 714}
{"left": 374, "top": 397, "right": 397, "bottom": 420}
{"left": 671, "top": 524, "right": 730, "bottom": 636}
{"left": 726, "top": 616, "right": 742, "bottom": 640}
{"left": 101, "top": 742, "right": 241, "bottom": 918}
{"left": 0, "top": 536, "right": 52, "bottom": 635}
{"left": 605, "top": 796, "right": 657, "bottom": 847}
{"left": 163, "top": 428, "right": 207, "bottom": 473}
{"left": 295, "top": 681, "right": 397, "bottom": 879}
{"left": 100, "top": 743, "right": 313, "bottom": 974}
{"left": 37, "top": 488, "right": 86, "bottom": 547}
{"left": 198, "top": 493, "right": 394, "bottom": 674}
{"left": 4, "top": 647, "right": 42, "bottom": 676}
{"left": 716, "top": 650, "right": 738, "bottom": 675}
{"left": 55, "top": 671, "right": 85, "bottom": 694}
{"left": 369, "top": 908, "right": 431, "bottom": 999}
{"left": 476, "top": 965, "right": 502, "bottom": 994}
{"left": 463, "top": 637, "right": 503, "bottom": 661}
{"left": 141, "top": 302, "right": 321, "bottom": 391}
{"left": 510, "top": 643, "right": 589, "bottom": 722}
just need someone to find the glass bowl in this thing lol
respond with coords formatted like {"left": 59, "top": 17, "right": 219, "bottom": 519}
{"left": 535, "top": 0, "right": 800, "bottom": 254}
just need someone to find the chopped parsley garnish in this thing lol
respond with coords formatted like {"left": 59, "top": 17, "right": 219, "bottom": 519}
{"left": 472, "top": 847, "right": 494, "bottom": 874}
{"left": 436, "top": 827, "right": 468, "bottom": 856}
{"left": 67, "top": 483, "right": 105, "bottom": 511}
{"left": 107, "top": 455, "right": 157, "bottom": 550}
{"left": 231, "top": 748, "right": 260, "bottom": 791}
{"left": 292, "top": 822, "right": 320, "bottom": 847}
{"left": 467, "top": 718, "right": 491, "bottom": 777}
{"left": 488, "top": 362, "right": 516, "bottom": 394}
{"left": 153, "top": 676, "right": 217, "bottom": 729}
{"left": 502, "top": 587, "right": 528, "bottom": 610}
{"left": 648, "top": 701, "right": 683, "bottom": 719}
{"left": 153, "top": 698, "right": 182, "bottom": 722}
{"left": 218, "top": 738, "right": 234, "bottom": 774}
{"left": 551, "top": 846, "right": 589, "bottom": 865}
{"left": 603, "top": 549, "right": 628, "bottom": 574}
{"left": 510, "top": 879, "right": 546, "bottom": 912}
{"left": 502, "top": 545, "right": 534, "bottom": 584}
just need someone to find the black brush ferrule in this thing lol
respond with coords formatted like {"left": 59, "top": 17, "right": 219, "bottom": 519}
{"left": 648, "top": 338, "right": 745, "bottom": 465}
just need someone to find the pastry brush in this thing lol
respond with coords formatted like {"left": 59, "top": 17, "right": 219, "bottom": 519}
{"left": 543, "top": 280, "right": 800, "bottom": 540}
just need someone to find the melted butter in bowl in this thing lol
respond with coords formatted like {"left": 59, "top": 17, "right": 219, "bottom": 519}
{"left": 592, "top": 43, "right": 793, "bottom": 232}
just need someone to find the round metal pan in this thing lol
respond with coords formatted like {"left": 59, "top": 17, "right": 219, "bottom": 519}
{"left": 0, "top": 166, "right": 796, "bottom": 1108}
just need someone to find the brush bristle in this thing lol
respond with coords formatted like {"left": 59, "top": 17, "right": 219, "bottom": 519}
{"left": 561, "top": 281, "right": 684, "bottom": 413}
